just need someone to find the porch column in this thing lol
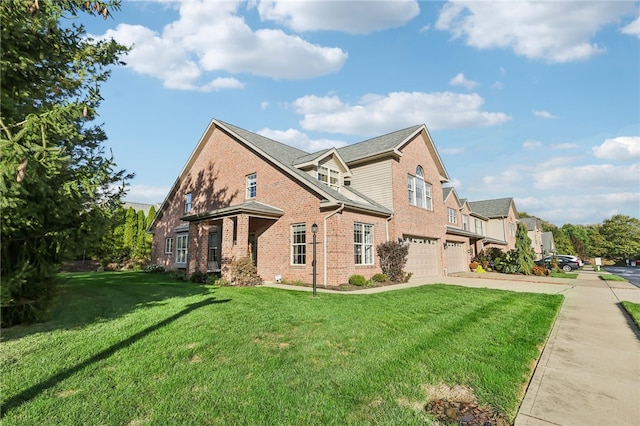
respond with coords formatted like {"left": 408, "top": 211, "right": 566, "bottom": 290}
{"left": 221, "top": 217, "right": 235, "bottom": 278}
{"left": 234, "top": 214, "right": 250, "bottom": 259}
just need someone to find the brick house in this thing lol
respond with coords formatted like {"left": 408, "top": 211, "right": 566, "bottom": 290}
{"left": 150, "top": 119, "right": 502, "bottom": 285}
{"left": 467, "top": 197, "right": 519, "bottom": 251}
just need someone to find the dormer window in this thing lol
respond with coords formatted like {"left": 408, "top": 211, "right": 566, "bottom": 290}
{"left": 317, "top": 165, "right": 340, "bottom": 191}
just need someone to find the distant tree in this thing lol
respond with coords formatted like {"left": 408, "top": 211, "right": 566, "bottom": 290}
{"left": 515, "top": 222, "right": 536, "bottom": 275}
{"left": 585, "top": 225, "right": 608, "bottom": 258}
{"left": 1, "top": 0, "right": 129, "bottom": 326}
{"left": 561, "top": 224, "right": 591, "bottom": 258}
{"left": 599, "top": 215, "right": 640, "bottom": 260}
{"left": 552, "top": 228, "right": 574, "bottom": 255}
{"left": 135, "top": 210, "right": 147, "bottom": 259}
{"left": 123, "top": 206, "right": 137, "bottom": 253}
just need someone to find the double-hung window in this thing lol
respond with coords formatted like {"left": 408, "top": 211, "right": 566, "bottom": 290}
{"left": 354, "top": 223, "right": 373, "bottom": 265}
{"left": 246, "top": 173, "right": 257, "bottom": 199}
{"left": 291, "top": 224, "right": 306, "bottom": 265}
{"left": 317, "top": 165, "right": 340, "bottom": 191}
{"left": 176, "top": 234, "right": 188, "bottom": 264}
{"left": 407, "top": 166, "right": 432, "bottom": 210}
{"left": 462, "top": 214, "right": 469, "bottom": 231}
{"left": 164, "top": 237, "right": 174, "bottom": 254}
{"left": 474, "top": 219, "right": 484, "bottom": 236}
{"left": 185, "top": 192, "right": 192, "bottom": 213}
{"left": 447, "top": 208, "right": 457, "bottom": 224}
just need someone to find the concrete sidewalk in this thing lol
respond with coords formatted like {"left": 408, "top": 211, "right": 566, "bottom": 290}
{"left": 263, "top": 270, "right": 640, "bottom": 425}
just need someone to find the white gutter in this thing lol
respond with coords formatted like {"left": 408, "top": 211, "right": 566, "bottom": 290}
{"left": 323, "top": 203, "right": 345, "bottom": 287}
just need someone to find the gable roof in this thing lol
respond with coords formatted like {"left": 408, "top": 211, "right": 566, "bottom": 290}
{"left": 468, "top": 197, "right": 517, "bottom": 219}
{"left": 150, "top": 119, "right": 394, "bottom": 230}
{"left": 442, "top": 187, "right": 462, "bottom": 207}
{"left": 337, "top": 124, "right": 450, "bottom": 182}
{"left": 520, "top": 217, "right": 541, "bottom": 231}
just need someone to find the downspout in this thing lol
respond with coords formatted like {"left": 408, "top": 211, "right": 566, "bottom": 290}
{"left": 385, "top": 214, "right": 394, "bottom": 242}
{"left": 323, "top": 203, "right": 345, "bottom": 287}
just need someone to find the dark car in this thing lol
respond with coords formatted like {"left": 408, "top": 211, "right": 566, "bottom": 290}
{"left": 535, "top": 256, "right": 581, "bottom": 272}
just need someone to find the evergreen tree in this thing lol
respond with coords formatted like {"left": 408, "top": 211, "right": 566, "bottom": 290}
{"left": 145, "top": 205, "right": 156, "bottom": 257}
{"left": 1, "top": 0, "right": 129, "bottom": 326}
{"left": 123, "top": 206, "right": 137, "bottom": 254}
{"left": 515, "top": 222, "right": 535, "bottom": 275}
{"left": 135, "top": 209, "right": 147, "bottom": 259}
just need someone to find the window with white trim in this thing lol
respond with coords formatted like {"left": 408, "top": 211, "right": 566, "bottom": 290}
{"left": 291, "top": 223, "right": 306, "bottom": 265}
{"left": 462, "top": 214, "right": 469, "bottom": 231}
{"left": 354, "top": 223, "right": 374, "bottom": 265}
{"left": 164, "top": 237, "right": 174, "bottom": 254}
{"left": 246, "top": 173, "right": 257, "bottom": 199}
{"left": 317, "top": 165, "right": 340, "bottom": 191}
{"left": 474, "top": 219, "right": 484, "bottom": 236}
{"left": 509, "top": 223, "right": 515, "bottom": 237}
{"left": 407, "top": 166, "right": 433, "bottom": 210}
{"left": 176, "top": 234, "right": 188, "bottom": 264}
{"left": 447, "top": 208, "right": 457, "bottom": 224}
{"left": 185, "top": 192, "right": 192, "bottom": 213}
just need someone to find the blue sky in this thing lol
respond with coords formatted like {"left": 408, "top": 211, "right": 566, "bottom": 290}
{"left": 84, "top": 1, "right": 639, "bottom": 226}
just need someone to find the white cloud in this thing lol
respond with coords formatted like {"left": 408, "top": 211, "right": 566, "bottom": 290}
{"left": 260, "top": 101, "right": 269, "bottom": 110}
{"left": 294, "top": 91, "right": 511, "bottom": 136}
{"left": 621, "top": 16, "right": 640, "bottom": 38}
{"left": 550, "top": 143, "right": 578, "bottom": 150}
{"left": 449, "top": 72, "right": 478, "bottom": 90}
{"left": 532, "top": 110, "right": 557, "bottom": 119}
{"left": 522, "top": 140, "right": 542, "bottom": 150}
{"left": 124, "top": 184, "right": 170, "bottom": 204}
{"left": 492, "top": 81, "right": 504, "bottom": 90}
{"left": 592, "top": 136, "right": 640, "bottom": 161}
{"left": 436, "top": 1, "right": 636, "bottom": 63}
{"left": 256, "top": 0, "right": 420, "bottom": 34}
{"left": 96, "top": 1, "right": 347, "bottom": 90}
{"left": 440, "top": 147, "right": 465, "bottom": 155}
{"left": 534, "top": 163, "right": 639, "bottom": 189}
{"left": 257, "top": 128, "right": 347, "bottom": 152}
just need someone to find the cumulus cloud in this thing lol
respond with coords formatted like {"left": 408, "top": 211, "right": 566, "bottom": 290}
{"left": 257, "top": 128, "right": 347, "bottom": 152}
{"left": 522, "top": 140, "right": 542, "bottom": 150}
{"left": 435, "top": 1, "right": 636, "bottom": 62}
{"left": 95, "top": 1, "right": 347, "bottom": 90}
{"left": 532, "top": 110, "right": 557, "bottom": 119}
{"left": 256, "top": 0, "right": 420, "bottom": 34}
{"left": 449, "top": 73, "right": 478, "bottom": 90}
{"left": 534, "top": 163, "right": 639, "bottom": 189}
{"left": 124, "top": 184, "right": 170, "bottom": 204}
{"left": 293, "top": 91, "right": 511, "bottom": 136}
{"left": 592, "top": 136, "right": 640, "bottom": 161}
{"left": 621, "top": 16, "right": 640, "bottom": 37}
{"left": 550, "top": 143, "right": 578, "bottom": 150}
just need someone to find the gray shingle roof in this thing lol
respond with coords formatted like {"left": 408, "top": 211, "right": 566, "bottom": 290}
{"left": 468, "top": 197, "right": 515, "bottom": 218}
{"left": 337, "top": 125, "right": 423, "bottom": 163}
{"left": 519, "top": 217, "right": 540, "bottom": 230}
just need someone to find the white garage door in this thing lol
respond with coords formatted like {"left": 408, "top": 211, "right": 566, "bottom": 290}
{"left": 404, "top": 237, "right": 440, "bottom": 277}
{"left": 445, "top": 241, "right": 467, "bottom": 274}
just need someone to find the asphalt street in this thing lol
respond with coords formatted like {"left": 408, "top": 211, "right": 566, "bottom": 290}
{"left": 603, "top": 265, "right": 640, "bottom": 287}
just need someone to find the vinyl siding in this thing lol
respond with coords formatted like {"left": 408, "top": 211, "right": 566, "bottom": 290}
{"left": 349, "top": 159, "right": 393, "bottom": 209}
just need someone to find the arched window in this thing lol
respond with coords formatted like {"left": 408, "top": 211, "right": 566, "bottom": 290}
{"left": 407, "top": 165, "right": 433, "bottom": 210}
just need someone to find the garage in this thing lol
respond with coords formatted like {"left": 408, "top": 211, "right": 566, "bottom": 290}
{"left": 403, "top": 236, "right": 440, "bottom": 277}
{"left": 445, "top": 241, "right": 468, "bottom": 274}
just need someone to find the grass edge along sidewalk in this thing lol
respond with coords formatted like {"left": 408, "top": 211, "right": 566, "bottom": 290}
{"left": 1, "top": 271, "right": 563, "bottom": 425}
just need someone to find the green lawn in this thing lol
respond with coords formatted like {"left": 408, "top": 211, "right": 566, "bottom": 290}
{"left": 549, "top": 271, "right": 578, "bottom": 279}
{"left": 621, "top": 301, "right": 640, "bottom": 329}
{"left": 1, "top": 272, "right": 563, "bottom": 425}
{"left": 599, "top": 273, "right": 628, "bottom": 282}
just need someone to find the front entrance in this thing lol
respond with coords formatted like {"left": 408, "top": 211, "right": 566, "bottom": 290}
{"left": 248, "top": 232, "right": 257, "bottom": 266}
{"left": 207, "top": 231, "right": 221, "bottom": 272}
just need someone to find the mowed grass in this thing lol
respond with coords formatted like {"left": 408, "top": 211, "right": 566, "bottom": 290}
{"left": 621, "top": 301, "right": 640, "bottom": 329}
{"left": 1, "top": 272, "right": 563, "bottom": 425}
{"left": 599, "top": 273, "right": 628, "bottom": 282}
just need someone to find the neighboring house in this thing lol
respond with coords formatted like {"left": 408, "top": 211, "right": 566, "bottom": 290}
{"left": 542, "top": 231, "right": 556, "bottom": 255}
{"left": 149, "top": 118, "right": 520, "bottom": 285}
{"left": 467, "top": 197, "right": 519, "bottom": 251}
{"left": 520, "top": 217, "right": 544, "bottom": 259}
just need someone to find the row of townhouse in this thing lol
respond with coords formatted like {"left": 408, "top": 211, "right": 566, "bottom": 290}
{"left": 149, "top": 119, "right": 521, "bottom": 285}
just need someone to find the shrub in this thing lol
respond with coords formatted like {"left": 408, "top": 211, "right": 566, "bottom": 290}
{"left": 189, "top": 271, "right": 208, "bottom": 283}
{"left": 371, "top": 273, "right": 388, "bottom": 283}
{"left": 144, "top": 264, "right": 165, "bottom": 273}
{"left": 348, "top": 274, "right": 367, "bottom": 286}
{"left": 494, "top": 250, "right": 520, "bottom": 274}
{"left": 376, "top": 241, "right": 409, "bottom": 282}
{"left": 212, "top": 277, "right": 231, "bottom": 286}
{"left": 532, "top": 265, "right": 547, "bottom": 276}
{"left": 475, "top": 265, "right": 486, "bottom": 274}
{"left": 170, "top": 270, "right": 187, "bottom": 281}
{"left": 228, "top": 257, "right": 262, "bottom": 286}
{"left": 403, "top": 272, "right": 413, "bottom": 283}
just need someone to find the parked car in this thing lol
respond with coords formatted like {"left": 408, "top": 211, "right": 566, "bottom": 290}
{"left": 543, "top": 254, "right": 583, "bottom": 267}
{"left": 536, "top": 256, "right": 581, "bottom": 272}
